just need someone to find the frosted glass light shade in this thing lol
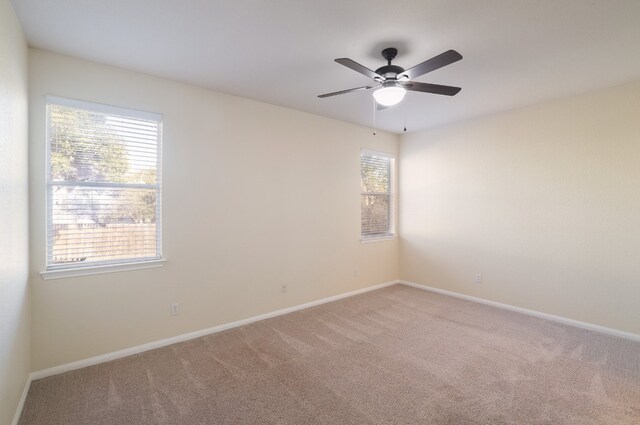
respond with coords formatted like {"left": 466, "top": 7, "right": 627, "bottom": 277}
{"left": 373, "top": 86, "right": 406, "bottom": 106}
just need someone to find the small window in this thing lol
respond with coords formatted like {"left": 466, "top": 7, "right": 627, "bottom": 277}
{"left": 46, "top": 96, "right": 163, "bottom": 271}
{"left": 361, "top": 149, "right": 395, "bottom": 240}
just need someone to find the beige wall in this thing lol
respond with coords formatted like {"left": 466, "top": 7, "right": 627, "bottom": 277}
{"left": 0, "top": 0, "right": 30, "bottom": 423}
{"left": 26, "top": 43, "right": 640, "bottom": 374}
{"left": 400, "top": 80, "right": 640, "bottom": 335}
{"left": 28, "top": 49, "right": 399, "bottom": 371}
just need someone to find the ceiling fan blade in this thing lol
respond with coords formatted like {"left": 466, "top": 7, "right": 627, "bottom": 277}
{"left": 398, "top": 50, "right": 462, "bottom": 80}
{"left": 335, "top": 58, "right": 383, "bottom": 80}
{"left": 400, "top": 81, "right": 461, "bottom": 96}
{"left": 318, "top": 85, "right": 374, "bottom": 98}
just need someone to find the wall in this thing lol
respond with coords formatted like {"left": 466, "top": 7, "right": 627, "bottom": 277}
{"left": 0, "top": 0, "right": 30, "bottom": 423}
{"left": 28, "top": 49, "right": 399, "bottom": 371}
{"left": 400, "top": 80, "right": 640, "bottom": 335}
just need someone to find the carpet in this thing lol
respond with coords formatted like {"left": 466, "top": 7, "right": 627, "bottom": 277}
{"left": 19, "top": 284, "right": 640, "bottom": 424}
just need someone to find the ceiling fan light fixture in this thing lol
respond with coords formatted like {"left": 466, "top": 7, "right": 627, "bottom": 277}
{"left": 373, "top": 85, "right": 406, "bottom": 106}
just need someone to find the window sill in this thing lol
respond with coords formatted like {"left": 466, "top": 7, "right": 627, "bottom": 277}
{"left": 360, "top": 235, "right": 397, "bottom": 244}
{"left": 40, "top": 258, "right": 167, "bottom": 280}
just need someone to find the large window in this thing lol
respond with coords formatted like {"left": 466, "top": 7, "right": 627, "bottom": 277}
{"left": 45, "top": 96, "right": 162, "bottom": 273}
{"left": 361, "top": 149, "right": 395, "bottom": 240}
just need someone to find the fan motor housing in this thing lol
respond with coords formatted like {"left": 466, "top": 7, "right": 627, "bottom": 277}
{"left": 375, "top": 64, "right": 405, "bottom": 80}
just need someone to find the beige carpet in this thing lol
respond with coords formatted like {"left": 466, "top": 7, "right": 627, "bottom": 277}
{"left": 19, "top": 285, "right": 640, "bottom": 424}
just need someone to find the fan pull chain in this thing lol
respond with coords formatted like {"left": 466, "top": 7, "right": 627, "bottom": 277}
{"left": 403, "top": 97, "right": 407, "bottom": 132}
{"left": 372, "top": 98, "right": 377, "bottom": 135}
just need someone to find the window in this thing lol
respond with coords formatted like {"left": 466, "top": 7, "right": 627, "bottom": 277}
{"left": 361, "top": 149, "right": 395, "bottom": 240}
{"left": 45, "top": 96, "right": 163, "bottom": 274}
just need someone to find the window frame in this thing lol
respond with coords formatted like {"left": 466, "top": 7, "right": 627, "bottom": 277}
{"left": 360, "top": 149, "right": 396, "bottom": 242}
{"left": 41, "top": 96, "right": 165, "bottom": 279}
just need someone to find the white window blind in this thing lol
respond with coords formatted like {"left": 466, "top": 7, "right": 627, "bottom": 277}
{"left": 361, "top": 150, "right": 395, "bottom": 239}
{"left": 46, "top": 96, "right": 162, "bottom": 270}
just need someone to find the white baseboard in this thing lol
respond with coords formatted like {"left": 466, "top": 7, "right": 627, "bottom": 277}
{"left": 11, "top": 374, "right": 32, "bottom": 425}
{"left": 399, "top": 280, "right": 640, "bottom": 343}
{"left": 16, "top": 278, "right": 640, "bottom": 424}
{"left": 30, "top": 280, "right": 400, "bottom": 381}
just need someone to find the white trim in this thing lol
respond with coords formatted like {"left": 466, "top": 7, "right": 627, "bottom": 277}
{"left": 360, "top": 235, "right": 397, "bottom": 243}
{"left": 399, "top": 280, "right": 640, "bottom": 342}
{"left": 155, "top": 121, "right": 164, "bottom": 265}
{"left": 46, "top": 95, "right": 162, "bottom": 122}
{"left": 40, "top": 258, "right": 166, "bottom": 280}
{"left": 11, "top": 374, "right": 32, "bottom": 425}
{"left": 30, "top": 280, "right": 399, "bottom": 380}
{"left": 360, "top": 148, "right": 395, "bottom": 158}
{"left": 20, "top": 278, "right": 640, "bottom": 422}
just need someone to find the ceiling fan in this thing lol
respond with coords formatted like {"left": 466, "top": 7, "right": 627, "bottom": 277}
{"left": 318, "top": 48, "right": 462, "bottom": 107}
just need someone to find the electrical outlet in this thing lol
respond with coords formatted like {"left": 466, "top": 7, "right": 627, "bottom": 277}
{"left": 281, "top": 283, "right": 288, "bottom": 293}
{"left": 474, "top": 273, "right": 483, "bottom": 284}
{"left": 170, "top": 303, "right": 179, "bottom": 315}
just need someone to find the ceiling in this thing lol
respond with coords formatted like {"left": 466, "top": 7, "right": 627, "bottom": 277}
{"left": 11, "top": 0, "right": 640, "bottom": 134}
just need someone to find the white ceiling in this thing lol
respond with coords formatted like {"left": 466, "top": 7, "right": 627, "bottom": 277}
{"left": 11, "top": 0, "right": 640, "bottom": 133}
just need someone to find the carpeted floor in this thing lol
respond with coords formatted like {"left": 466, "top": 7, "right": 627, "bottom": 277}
{"left": 19, "top": 284, "right": 640, "bottom": 424}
